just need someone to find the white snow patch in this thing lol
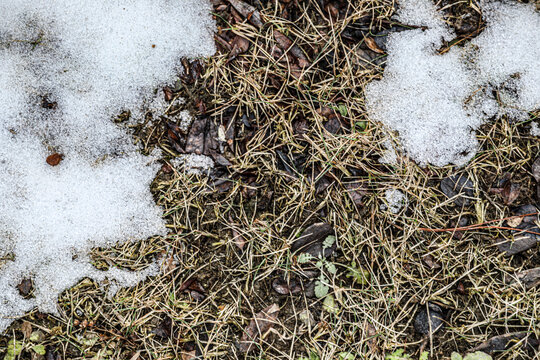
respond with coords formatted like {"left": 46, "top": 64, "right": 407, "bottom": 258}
{"left": 172, "top": 154, "right": 215, "bottom": 175}
{"left": 366, "top": 0, "right": 540, "bottom": 166}
{"left": 0, "top": 0, "right": 214, "bottom": 331}
{"left": 531, "top": 122, "right": 540, "bottom": 137}
{"left": 178, "top": 110, "right": 195, "bottom": 133}
{"left": 382, "top": 189, "right": 408, "bottom": 214}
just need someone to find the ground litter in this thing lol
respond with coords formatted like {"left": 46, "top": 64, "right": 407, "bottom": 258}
{"left": 0, "top": 0, "right": 214, "bottom": 331}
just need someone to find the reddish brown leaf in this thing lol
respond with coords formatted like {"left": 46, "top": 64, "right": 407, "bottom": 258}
{"left": 46, "top": 153, "right": 63, "bottom": 166}
{"left": 239, "top": 304, "right": 280, "bottom": 353}
{"left": 163, "top": 86, "right": 174, "bottom": 102}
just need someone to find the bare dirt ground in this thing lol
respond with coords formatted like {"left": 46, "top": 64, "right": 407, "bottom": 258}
{"left": 1, "top": 0, "right": 539, "bottom": 359}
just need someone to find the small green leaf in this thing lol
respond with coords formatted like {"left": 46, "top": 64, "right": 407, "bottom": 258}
{"left": 4, "top": 339, "right": 23, "bottom": 360}
{"left": 385, "top": 349, "right": 411, "bottom": 360}
{"left": 338, "top": 351, "right": 355, "bottom": 360}
{"left": 419, "top": 351, "right": 429, "bottom": 360}
{"left": 463, "top": 352, "right": 492, "bottom": 360}
{"left": 337, "top": 104, "right": 348, "bottom": 116}
{"left": 314, "top": 280, "right": 329, "bottom": 298}
{"left": 450, "top": 353, "right": 463, "bottom": 360}
{"left": 325, "top": 262, "right": 337, "bottom": 275}
{"left": 323, "top": 294, "right": 340, "bottom": 314}
{"left": 297, "top": 253, "right": 313, "bottom": 264}
{"left": 355, "top": 121, "right": 367, "bottom": 131}
{"left": 32, "top": 344, "right": 46, "bottom": 356}
{"left": 323, "top": 235, "right": 336, "bottom": 249}
{"left": 346, "top": 261, "right": 370, "bottom": 285}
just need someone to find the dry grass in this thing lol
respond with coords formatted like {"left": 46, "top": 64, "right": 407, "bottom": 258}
{"left": 1, "top": 0, "right": 539, "bottom": 359}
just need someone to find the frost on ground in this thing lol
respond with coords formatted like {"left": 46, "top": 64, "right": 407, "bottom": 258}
{"left": 171, "top": 154, "right": 215, "bottom": 176}
{"left": 366, "top": 0, "right": 540, "bottom": 166}
{"left": 0, "top": 1, "right": 214, "bottom": 331}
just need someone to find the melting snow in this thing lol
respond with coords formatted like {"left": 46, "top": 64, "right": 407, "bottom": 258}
{"left": 366, "top": 0, "right": 540, "bottom": 166}
{"left": 0, "top": 0, "right": 214, "bottom": 331}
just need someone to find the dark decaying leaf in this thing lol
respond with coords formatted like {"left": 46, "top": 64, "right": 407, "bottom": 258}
{"left": 414, "top": 303, "right": 444, "bottom": 335}
{"left": 185, "top": 117, "right": 207, "bottom": 155}
{"left": 229, "top": 35, "right": 250, "bottom": 60}
{"left": 272, "top": 277, "right": 302, "bottom": 295}
{"left": 152, "top": 316, "right": 173, "bottom": 339}
{"left": 496, "top": 204, "right": 540, "bottom": 256}
{"left": 228, "top": 0, "right": 263, "bottom": 28}
{"left": 166, "top": 121, "right": 186, "bottom": 153}
{"left": 489, "top": 174, "right": 520, "bottom": 205}
{"left": 532, "top": 156, "right": 540, "bottom": 182}
{"left": 179, "top": 277, "right": 206, "bottom": 301}
{"left": 238, "top": 304, "right": 280, "bottom": 353}
{"left": 440, "top": 174, "right": 474, "bottom": 206}
{"left": 509, "top": 267, "right": 540, "bottom": 289}
{"left": 46, "top": 153, "right": 63, "bottom": 166}
{"left": 17, "top": 278, "right": 33, "bottom": 298}
{"left": 422, "top": 254, "right": 442, "bottom": 270}
{"left": 291, "top": 222, "right": 335, "bottom": 259}
{"left": 470, "top": 332, "right": 539, "bottom": 354}
{"left": 344, "top": 181, "right": 366, "bottom": 209}
{"left": 273, "top": 30, "right": 310, "bottom": 68}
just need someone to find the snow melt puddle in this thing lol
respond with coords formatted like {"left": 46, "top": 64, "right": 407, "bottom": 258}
{"left": 366, "top": 0, "right": 540, "bottom": 167}
{"left": 0, "top": 1, "right": 214, "bottom": 331}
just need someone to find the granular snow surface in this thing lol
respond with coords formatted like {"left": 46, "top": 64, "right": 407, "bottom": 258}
{"left": 0, "top": 0, "right": 214, "bottom": 331}
{"left": 366, "top": 0, "right": 540, "bottom": 166}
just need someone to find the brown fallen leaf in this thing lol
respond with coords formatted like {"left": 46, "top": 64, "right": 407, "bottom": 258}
{"left": 185, "top": 117, "right": 207, "bottom": 155}
{"left": 228, "top": 0, "right": 263, "bottom": 28}
{"left": 365, "top": 36, "right": 385, "bottom": 54}
{"left": 273, "top": 30, "right": 310, "bottom": 68}
{"left": 17, "top": 278, "right": 33, "bottom": 297}
{"left": 46, "top": 153, "right": 63, "bottom": 166}
{"left": 422, "top": 254, "right": 442, "bottom": 270}
{"left": 365, "top": 322, "right": 379, "bottom": 354}
{"left": 239, "top": 304, "right": 280, "bottom": 353}
{"left": 344, "top": 181, "right": 366, "bottom": 209}
{"left": 291, "top": 222, "right": 335, "bottom": 259}
{"left": 229, "top": 35, "right": 250, "bottom": 60}
{"left": 21, "top": 321, "right": 32, "bottom": 338}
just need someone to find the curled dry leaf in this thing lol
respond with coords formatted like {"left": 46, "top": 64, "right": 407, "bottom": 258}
{"left": 46, "top": 153, "right": 63, "bottom": 166}
{"left": 239, "top": 304, "right": 280, "bottom": 353}
{"left": 365, "top": 36, "right": 385, "bottom": 54}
